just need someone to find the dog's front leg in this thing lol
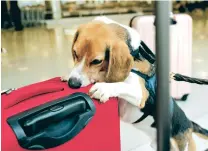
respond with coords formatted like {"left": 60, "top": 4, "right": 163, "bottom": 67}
{"left": 89, "top": 73, "right": 143, "bottom": 107}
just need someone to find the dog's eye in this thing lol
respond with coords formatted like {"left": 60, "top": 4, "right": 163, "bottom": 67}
{"left": 90, "top": 59, "right": 103, "bottom": 65}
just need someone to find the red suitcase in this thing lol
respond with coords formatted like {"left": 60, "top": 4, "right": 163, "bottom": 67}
{"left": 2, "top": 77, "right": 120, "bottom": 151}
{"left": 130, "top": 14, "right": 192, "bottom": 100}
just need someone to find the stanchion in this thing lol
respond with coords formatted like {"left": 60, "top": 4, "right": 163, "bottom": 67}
{"left": 155, "top": 1, "right": 171, "bottom": 151}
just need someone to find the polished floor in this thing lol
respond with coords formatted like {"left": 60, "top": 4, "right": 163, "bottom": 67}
{"left": 1, "top": 27, "right": 74, "bottom": 89}
{"left": 1, "top": 13, "right": 208, "bottom": 150}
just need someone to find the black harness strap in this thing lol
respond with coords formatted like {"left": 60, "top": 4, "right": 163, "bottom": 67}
{"left": 133, "top": 113, "right": 149, "bottom": 124}
{"left": 130, "top": 41, "right": 156, "bottom": 64}
{"left": 140, "top": 41, "right": 156, "bottom": 64}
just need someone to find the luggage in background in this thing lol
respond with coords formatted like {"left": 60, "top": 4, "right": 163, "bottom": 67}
{"left": 130, "top": 14, "right": 192, "bottom": 100}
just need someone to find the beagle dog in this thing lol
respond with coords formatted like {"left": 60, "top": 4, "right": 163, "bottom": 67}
{"left": 62, "top": 16, "right": 208, "bottom": 151}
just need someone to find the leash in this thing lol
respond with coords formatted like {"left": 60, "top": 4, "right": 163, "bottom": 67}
{"left": 132, "top": 41, "right": 208, "bottom": 85}
{"left": 170, "top": 72, "right": 208, "bottom": 85}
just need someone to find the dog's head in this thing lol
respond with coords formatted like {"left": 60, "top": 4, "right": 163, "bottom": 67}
{"left": 68, "top": 21, "right": 133, "bottom": 88}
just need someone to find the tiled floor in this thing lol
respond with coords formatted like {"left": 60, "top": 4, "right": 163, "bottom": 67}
{"left": 1, "top": 13, "right": 208, "bottom": 150}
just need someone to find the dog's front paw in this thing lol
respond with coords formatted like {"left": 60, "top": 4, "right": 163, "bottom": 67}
{"left": 89, "top": 83, "right": 117, "bottom": 103}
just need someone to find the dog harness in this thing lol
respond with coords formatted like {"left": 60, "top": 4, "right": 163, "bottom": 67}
{"left": 130, "top": 41, "right": 155, "bottom": 64}
{"left": 130, "top": 41, "right": 174, "bottom": 126}
{"left": 131, "top": 69, "right": 174, "bottom": 126}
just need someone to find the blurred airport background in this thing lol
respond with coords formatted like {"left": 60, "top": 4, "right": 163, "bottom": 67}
{"left": 2, "top": 1, "right": 208, "bottom": 30}
{"left": 1, "top": 1, "right": 208, "bottom": 150}
{"left": 2, "top": 0, "right": 208, "bottom": 89}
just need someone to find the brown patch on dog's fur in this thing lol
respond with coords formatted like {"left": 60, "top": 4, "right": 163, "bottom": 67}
{"left": 173, "top": 128, "right": 196, "bottom": 151}
{"left": 108, "top": 23, "right": 156, "bottom": 78}
{"left": 188, "top": 133, "right": 196, "bottom": 151}
{"left": 133, "top": 59, "right": 154, "bottom": 76}
{"left": 170, "top": 138, "right": 180, "bottom": 151}
{"left": 107, "top": 23, "right": 157, "bottom": 78}
{"left": 108, "top": 23, "right": 128, "bottom": 42}
{"left": 138, "top": 77, "right": 149, "bottom": 109}
{"left": 105, "top": 41, "right": 133, "bottom": 82}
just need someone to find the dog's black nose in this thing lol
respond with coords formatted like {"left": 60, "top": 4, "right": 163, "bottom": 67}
{"left": 68, "top": 77, "right": 81, "bottom": 89}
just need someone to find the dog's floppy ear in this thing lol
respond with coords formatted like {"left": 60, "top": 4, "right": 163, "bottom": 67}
{"left": 71, "top": 30, "right": 79, "bottom": 61}
{"left": 105, "top": 41, "right": 133, "bottom": 82}
{"left": 72, "top": 30, "right": 79, "bottom": 47}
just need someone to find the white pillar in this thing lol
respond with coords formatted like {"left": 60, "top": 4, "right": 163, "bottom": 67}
{"left": 51, "top": 0, "right": 62, "bottom": 19}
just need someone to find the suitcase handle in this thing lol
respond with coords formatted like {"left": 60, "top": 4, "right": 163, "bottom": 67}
{"left": 7, "top": 92, "right": 96, "bottom": 150}
{"left": 23, "top": 99, "right": 86, "bottom": 136}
